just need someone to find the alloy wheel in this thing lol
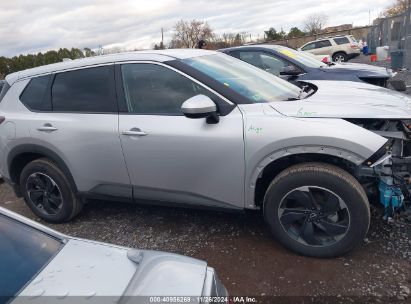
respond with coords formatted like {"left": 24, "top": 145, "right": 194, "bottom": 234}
{"left": 26, "top": 172, "right": 63, "bottom": 215}
{"left": 278, "top": 186, "right": 350, "bottom": 247}
{"left": 334, "top": 55, "right": 345, "bottom": 62}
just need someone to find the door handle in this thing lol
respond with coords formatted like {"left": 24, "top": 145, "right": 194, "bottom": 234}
{"left": 37, "top": 124, "right": 58, "bottom": 132}
{"left": 122, "top": 128, "right": 148, "bottom": 137}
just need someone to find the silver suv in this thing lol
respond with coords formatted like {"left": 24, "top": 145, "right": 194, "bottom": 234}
{"left": 1, "top": 50, "right": 410, "bottom": 258}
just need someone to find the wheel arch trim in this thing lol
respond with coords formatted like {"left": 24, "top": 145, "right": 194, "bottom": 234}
{"left": 7, "top": 144, "right": 78, "bottom": 193}
{"left": 247, "top": 145, "right": 365, "bottom": 208}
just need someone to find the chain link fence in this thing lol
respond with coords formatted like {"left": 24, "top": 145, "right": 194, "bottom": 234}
{"left": 368, "top": 7, "right": 411, "bottom": 69}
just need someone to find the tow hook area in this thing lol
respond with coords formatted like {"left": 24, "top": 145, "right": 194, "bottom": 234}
{"left": 371, "top": 154, "right": 410, "bottom": 222}
{"left": 378, "top": 181, "right": 405, "bottom": 221}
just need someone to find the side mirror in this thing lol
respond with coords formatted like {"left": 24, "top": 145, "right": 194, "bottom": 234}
{"left": 280, "top": 65, "right": 302, "bottom": 76}
{"left": 181, "top": 95, "right": 219, "bottom": 123}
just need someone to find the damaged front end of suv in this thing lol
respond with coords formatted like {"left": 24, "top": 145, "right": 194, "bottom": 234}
{"left": 353, "top": 119, "right": 411, "bottom": 220}
{"left": 271, "top": 80, "right": 411, "bottom": 221}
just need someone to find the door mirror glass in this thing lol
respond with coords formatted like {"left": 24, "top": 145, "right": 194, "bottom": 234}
{"left": 181, "top": 94, "right": 217, "bottom": 119}
{"left": 280, "top": 65, "right": 302, "bottom": 76}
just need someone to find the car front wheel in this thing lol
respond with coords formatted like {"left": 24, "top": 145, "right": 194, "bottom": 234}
{"left": 263, "top": 162, "right": 370, "bottom": 257}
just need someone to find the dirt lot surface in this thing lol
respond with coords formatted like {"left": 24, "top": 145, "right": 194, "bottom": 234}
{"left": 2, "top": 56, "right": 411, "bottom": 303}
{"left": 1, "top": 182, "right": 411, "bottom": 303}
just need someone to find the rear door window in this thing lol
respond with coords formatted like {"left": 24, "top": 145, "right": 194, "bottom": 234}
{"left": 333, "top": 37, "right": 350, "bottom": 45}
{"left": 20, "top": 75, "right": 51, "bottom": 111}
{"left": 0, "top": 214, "right": 63, "bottom": 300}
{"left": 51, "top": 65, "right": 116, "bottom": 113}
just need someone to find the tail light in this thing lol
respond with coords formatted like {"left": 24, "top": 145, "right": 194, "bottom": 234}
{"left": 0, "top": 116, "right": 5, "bottom": 124}
{"left": 322, "top": 57, "right": 329, "bottom": 63}
{"left": 350, "top": 44, "right": 358, "bottom": 49}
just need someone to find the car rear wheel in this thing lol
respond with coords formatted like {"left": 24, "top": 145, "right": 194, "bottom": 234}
{"left": 20, "top": 158, "right": 83, "bottom": 223}
{"left": 263, "top": 162, "right": 370, "bottom": 257}
{"left": 332, "top": 52, "right": 347, "bottom": 62}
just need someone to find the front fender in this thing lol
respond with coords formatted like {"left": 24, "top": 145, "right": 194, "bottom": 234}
{"left": 241, "top": 105, "right": 387, "bottom": 208}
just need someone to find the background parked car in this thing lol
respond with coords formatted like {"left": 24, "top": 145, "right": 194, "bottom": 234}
{"left": 0, "top": 207, "right": 227, "bottom": 303}
{"left": 220, "top": 45, "right": 396, "bottom": 88}
{"left": 297, "top": 35, "right": 361, "bottom": 62}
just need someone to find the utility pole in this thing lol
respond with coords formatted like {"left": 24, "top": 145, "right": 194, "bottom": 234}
{"left": 161, "top": 28, "right": 164, "bottom": 47}
{"left": 369, "top": 10, "right": 371, "bottom": 26}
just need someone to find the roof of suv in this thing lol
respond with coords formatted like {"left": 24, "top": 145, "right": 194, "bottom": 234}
{"left": 5, "top": 49, "right": 216, "bottom": 85}
{"left": 305, "top": 35, "right": 352, "bottom": 44}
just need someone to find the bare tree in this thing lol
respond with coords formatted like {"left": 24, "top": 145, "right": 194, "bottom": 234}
{"left": 304, "top": 13, "right": 328, "bottom": 35}
{"left": 381, "top": 0, "right": 408, "bottom": 17}
{"left": 171, "top": 19, "right": 213, "bottom": 48}
{"left": 102, "top": 46, "right": 126, "bottom": 55}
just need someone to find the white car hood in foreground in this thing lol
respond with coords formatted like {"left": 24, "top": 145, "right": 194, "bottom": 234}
{"left": 271, "top": 80, "right": 411, "bottom": 119}
{"left": 15, "top": 239, "right": 207, "bottom": 303}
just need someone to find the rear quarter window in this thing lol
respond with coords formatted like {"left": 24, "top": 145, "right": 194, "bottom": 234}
{"left": 0, "top": 81, "right": 11, "bottom": 103}
{"left": 20, "top": 75, "right": 51, "bottom": 111}
{"left": 333, "top": 37, "right": 350, "bottom": 45}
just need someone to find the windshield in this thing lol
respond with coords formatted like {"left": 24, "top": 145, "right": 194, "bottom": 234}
{"left": 182, "top": 54, "right": 301, "bottom": 103}
{"left": 0, "top": 214, "right": 62, "bottom": 300}
{"left": 273, "top": 46, "right": 326, "bottom": 68}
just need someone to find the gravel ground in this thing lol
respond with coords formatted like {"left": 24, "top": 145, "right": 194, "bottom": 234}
{"left": 1, "top": 58, "right": 411, "bottom": 302}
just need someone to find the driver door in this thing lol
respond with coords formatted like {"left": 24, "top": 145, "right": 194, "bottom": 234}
{"left": 117, "top": 62, "right": 245, "bottom": 209}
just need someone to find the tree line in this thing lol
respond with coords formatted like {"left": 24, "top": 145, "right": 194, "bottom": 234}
{"left": 0, "top": 47, "right": 96, "bottom": 79}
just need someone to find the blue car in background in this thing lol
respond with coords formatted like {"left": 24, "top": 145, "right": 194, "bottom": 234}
{"left": 220, "top": 45, "right": 398, "bottom": 89}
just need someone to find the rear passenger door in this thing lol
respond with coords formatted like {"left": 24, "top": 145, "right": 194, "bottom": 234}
{"left": 27, "top": 65, "right": 131, "bottom": 198}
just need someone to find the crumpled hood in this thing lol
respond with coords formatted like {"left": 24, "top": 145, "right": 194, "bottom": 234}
{"left": 321, "top": 62, "right": 392, "bottom": 77}
{"left": 271, "top": 80, "right": 411, "bottom": 119}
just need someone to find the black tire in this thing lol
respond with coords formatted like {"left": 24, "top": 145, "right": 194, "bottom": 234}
{"left": 263, "top": 162, "right": 370, "bottom": 258}
{"left": 20, "top": 158, "right": 83, "bottom": 223}
{"left": 332, "top": 52, "right": 347, "bottom": 62}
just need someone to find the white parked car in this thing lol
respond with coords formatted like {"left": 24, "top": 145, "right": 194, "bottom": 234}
{"left": 0, "top": 207, "right": 227, "bottom": 303}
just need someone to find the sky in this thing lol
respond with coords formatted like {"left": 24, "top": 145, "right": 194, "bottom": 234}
{"left": 0, "top": 0, "right": 390, "bottom": 57}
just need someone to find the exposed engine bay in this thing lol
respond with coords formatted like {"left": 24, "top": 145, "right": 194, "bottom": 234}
{"left": 348, "top": 119, "right": 411, "bottom": 220}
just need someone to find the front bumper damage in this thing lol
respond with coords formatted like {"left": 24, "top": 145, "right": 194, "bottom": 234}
{"left": 355, "top": 119, "right": 411, "bottom": 220}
